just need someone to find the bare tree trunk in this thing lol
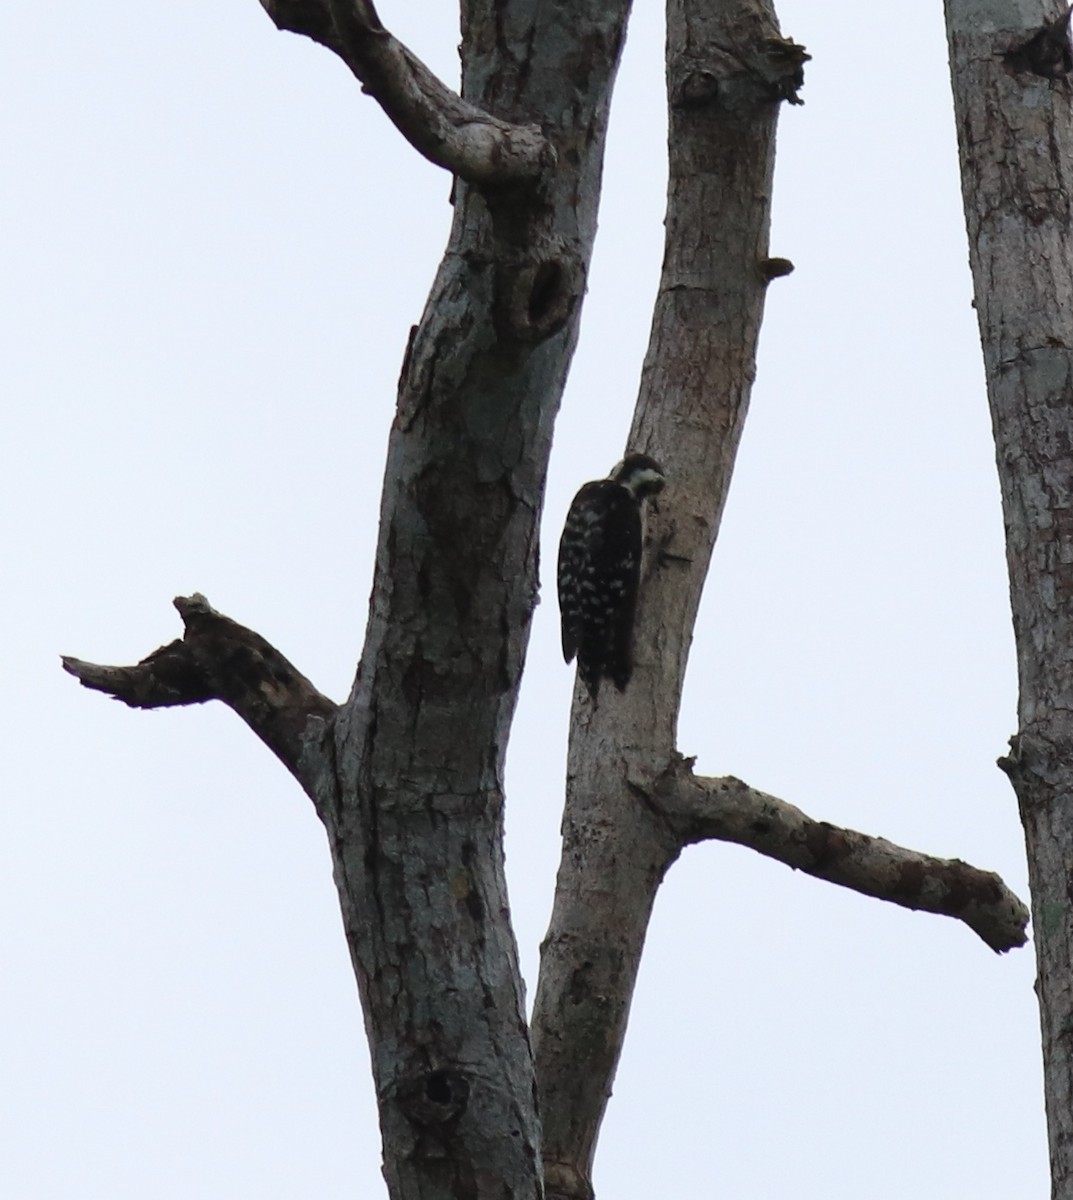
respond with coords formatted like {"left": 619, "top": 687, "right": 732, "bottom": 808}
{"left": 302, "top": 4, "right": 636, "bottom": 1196}
{"left": 945, "top": 2, "right": 1073, "bottom": 1195}
{"left": 65, "top": 2, "right": 1033, "bottom": 1198}
{"left": 532, "top": 4, "right": 802, "bottom": 1196}
{"left": 533, "top": 3, "right": 1022, "bottom": 1199}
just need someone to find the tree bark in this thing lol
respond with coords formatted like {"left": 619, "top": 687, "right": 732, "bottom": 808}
{"left": 319, "top": 4, "right": 638, "bottom": 1195}
{"left": 663, "top": 765, "right": 1028, "bottom": 952}
{"left": 532, "top": 6, "right": 808, "bottom": 1198}
{"left": 65, "top": 2, "right": 1036, "bottom": 1197}
{"left": 945, "top": 2, "right": 1073, "bottom": 1194}
{"left": 266, "top": 2, "right": 635, "bottom": 1197}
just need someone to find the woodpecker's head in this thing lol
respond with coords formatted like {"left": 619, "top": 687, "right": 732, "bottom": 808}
{"left": 609, "top": 453, "right": 666, "bottom": 500}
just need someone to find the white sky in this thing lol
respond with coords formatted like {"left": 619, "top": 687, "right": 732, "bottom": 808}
{"left": 2, "top": 1, "right": 1047, "bottom": 1196}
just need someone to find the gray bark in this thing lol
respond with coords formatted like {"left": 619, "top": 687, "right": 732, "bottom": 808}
{"left": 320, "top": 3, "right": 633, "bottom": 1196}
{"left": 531, "top": 2, "right": 1025, "bottom": 1197}
{"left": 65, "top": 1, "right": 1034, "bottom": 1197}
{"left": 532, "top": 8, "right": 806, "bottom": 1195}
{"left": 945, "top": 2, "right": 1073, "bottom": 1194}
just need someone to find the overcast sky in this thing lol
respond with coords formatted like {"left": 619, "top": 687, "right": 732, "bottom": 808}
{"left": 2, "top": 2, "right": 1048, "bottom": 1196}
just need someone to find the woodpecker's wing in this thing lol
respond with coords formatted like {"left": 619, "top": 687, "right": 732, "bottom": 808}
{"left": 557, "top": 480, "right": 642, "bottom": 674}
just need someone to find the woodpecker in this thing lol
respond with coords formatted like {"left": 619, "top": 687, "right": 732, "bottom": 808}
{"left": 557, "top": 453, "right": 666, "bottom": 700}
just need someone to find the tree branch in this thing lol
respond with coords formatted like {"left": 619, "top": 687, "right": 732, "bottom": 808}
{"left": 653, "top": 763, "right": 1030, "bottom": 954}
{"left": 292, "top": 4, "right": 635, "bottom": 1195}
{"left": 532, "top": 7, "right": 807, "bottom": 1195}
{"left": 258, "top": 0, "right": 553, "bottom": 183}
{"left": 533, "top": 3, "right": 1029, "bottom": 1193}
{"left": 62, "top": 594, "right": 336, "bottom": 805}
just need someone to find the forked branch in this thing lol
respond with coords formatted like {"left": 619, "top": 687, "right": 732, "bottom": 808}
{"left": 653, "top": 762, "right": 1030, "bottom": 953}
{"left": 532, "top": 4, "right": 1029, "bottom": 1194}
{"left": 259, "top": 0, "right": 552, "bottom": 183}
{"left": 62, "top": 594, "right": 336, "bottom": 804}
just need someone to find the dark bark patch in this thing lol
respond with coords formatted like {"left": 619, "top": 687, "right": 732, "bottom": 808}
{"left": 496, "top": 248, "right": 584, "bottom": 343}
{"left": 1004, "top": 9, "right": 1073, "bottom": 79}
{"left": 892, "top": 859, "right": 927, "bottom": 902}
{"left": 464, "top": 887, "right": 484, "bottom": 922}
{"left": 528, "top": 259, "right": 563, "bottom": 324}
{"left": 672, "top": 39, "right": 809, "bottom": 111}
{"left": 456, "top": 843, "right": 486, "bottom": 921}
{"left": 567, "top": 962, "right": 593, "bottom": 1005}
{"left": 676, "top": 69, "right": 721, "bottom": 108}
{"left": 803, "top": 820, "right": 848, "bottom": 870}
{"left": 763, "top": 37, "right": 810, "bottom": 104}
{"left": 450, "top": 871, "right": 485, "bottom": 922}
{"left": 397, "top": 1068, "right": 471, "bottom": 1126}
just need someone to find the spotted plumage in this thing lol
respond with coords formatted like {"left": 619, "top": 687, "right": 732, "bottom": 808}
{"left": 557, "top": 454, "right": 666, "bottom": 700}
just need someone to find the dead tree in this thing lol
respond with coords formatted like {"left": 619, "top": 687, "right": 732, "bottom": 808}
{"left": 947, "top": 3, "right": 1073, "bottom": 1195}
{"left": 65, "top": 2, "right": 1031, "bottom": 1198}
